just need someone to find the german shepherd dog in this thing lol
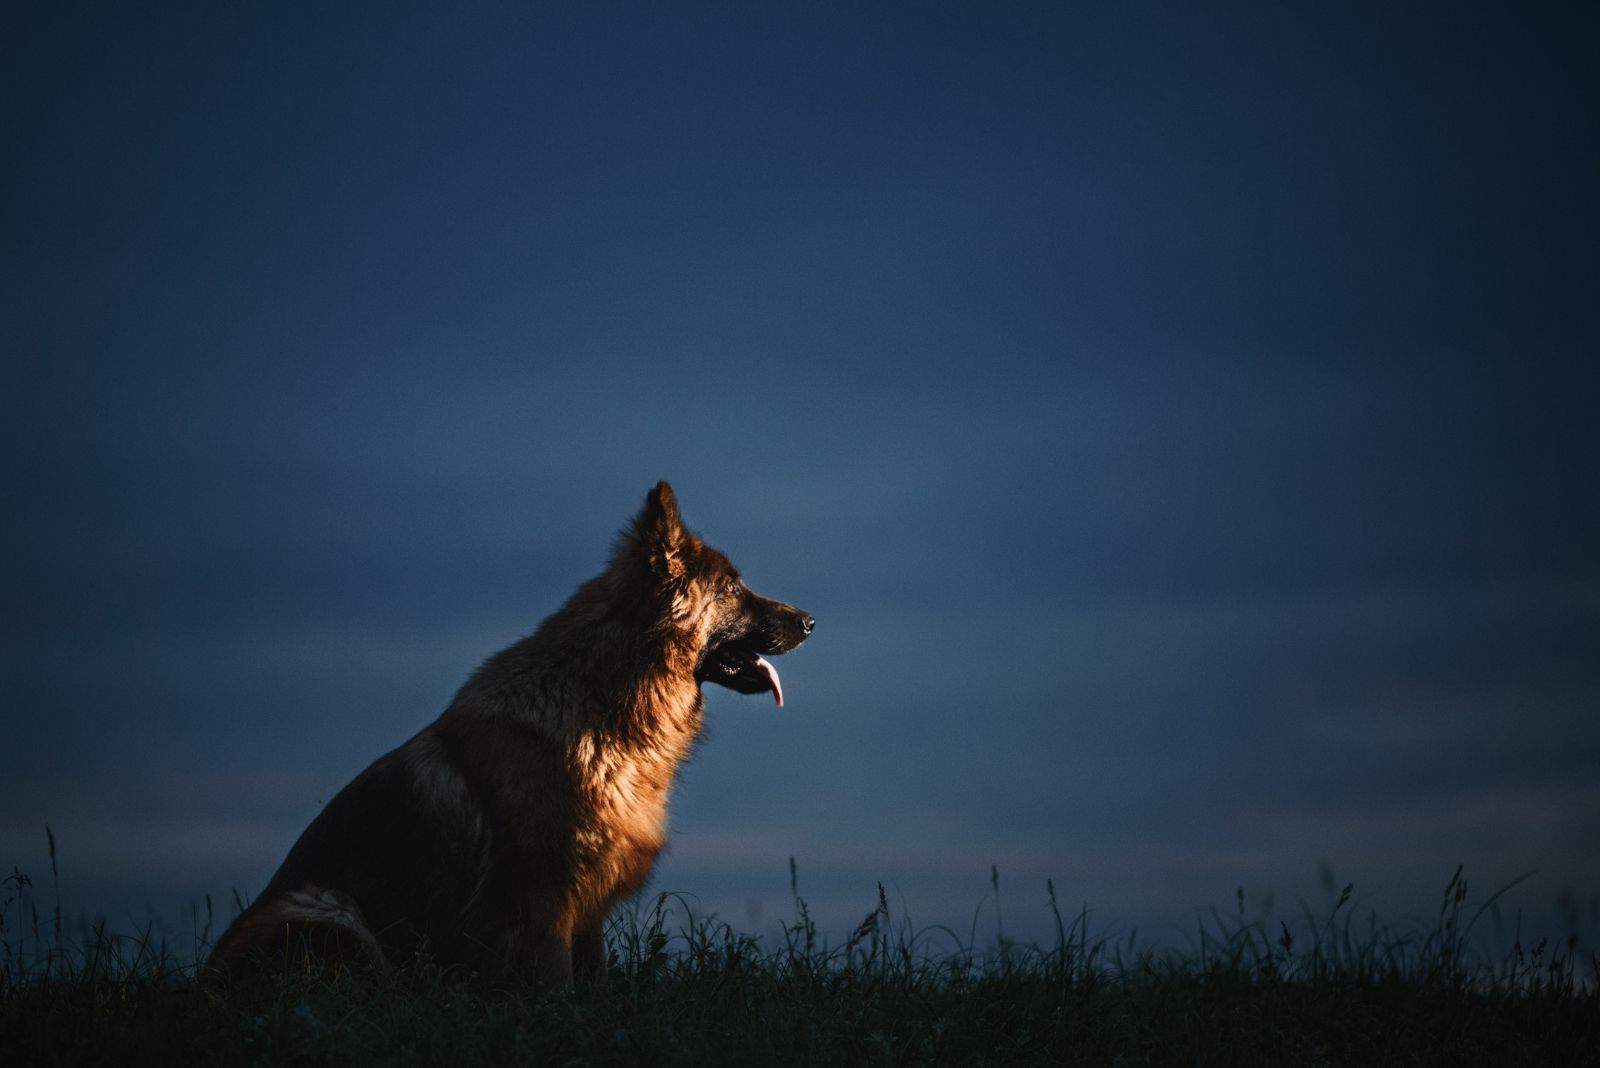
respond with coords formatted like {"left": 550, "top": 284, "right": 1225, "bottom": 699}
{"left": 208, "top": 483, "right": 813, "bottom": 981}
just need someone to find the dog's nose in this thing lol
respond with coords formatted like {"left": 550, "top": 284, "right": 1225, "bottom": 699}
{"left": 800, "top": 614, "right": 815, "bottom": 635}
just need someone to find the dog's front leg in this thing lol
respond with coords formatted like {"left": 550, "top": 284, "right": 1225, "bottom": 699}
{"left": 516, "top": 926, "right": 575, "bottom": 986}
{"left": 572, "top": 918, "right": 607, "bottom": 984}
{"left": 488, "top": 913, "right": 575, "bottom": 985}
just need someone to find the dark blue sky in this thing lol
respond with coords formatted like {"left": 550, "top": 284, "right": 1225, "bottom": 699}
{"left": 5, "top": 3, "right": 1597, "bottom": 946}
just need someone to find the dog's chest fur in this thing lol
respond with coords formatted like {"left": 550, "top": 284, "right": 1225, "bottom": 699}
{"left": 570, "top": 695, "right": 702, "bottom": 851}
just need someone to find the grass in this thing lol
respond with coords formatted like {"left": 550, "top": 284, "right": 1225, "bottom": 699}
{"left": 2, "top": 845, "right": 1596, "bottom": 1065}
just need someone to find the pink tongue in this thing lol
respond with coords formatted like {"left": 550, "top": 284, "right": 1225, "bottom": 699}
{"left": 753, "top": 655, "right": 784, "bottom": 708}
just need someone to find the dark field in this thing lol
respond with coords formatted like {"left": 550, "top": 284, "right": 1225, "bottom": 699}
{"left": 3, "top": 859, "right": 1596, "bottom": 1065}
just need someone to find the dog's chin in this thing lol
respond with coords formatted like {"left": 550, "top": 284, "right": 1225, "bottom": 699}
{"left": 698, "top": 641, "right": 785, "bottom": 708}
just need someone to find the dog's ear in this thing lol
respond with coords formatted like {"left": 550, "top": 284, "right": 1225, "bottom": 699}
{"left": 631, "top": 481, "right": 686, "bottom": 580}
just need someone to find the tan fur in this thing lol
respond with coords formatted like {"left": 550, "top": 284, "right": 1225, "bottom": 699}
{"left": 208, "top": 483, "right": 812, "bottom": 982}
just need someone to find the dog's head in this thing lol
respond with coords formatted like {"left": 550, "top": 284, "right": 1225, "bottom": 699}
{"left": 620, "top": 481, "right": 813, "bottom": 707}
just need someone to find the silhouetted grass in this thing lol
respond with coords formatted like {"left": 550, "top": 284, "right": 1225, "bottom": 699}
{"left": 2, "top": 845, "right": 1596, "bottom": 1064}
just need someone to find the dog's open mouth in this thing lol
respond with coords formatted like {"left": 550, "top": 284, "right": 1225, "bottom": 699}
{"left": 701, "top": 642, "right": 785, "bottom": 708}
